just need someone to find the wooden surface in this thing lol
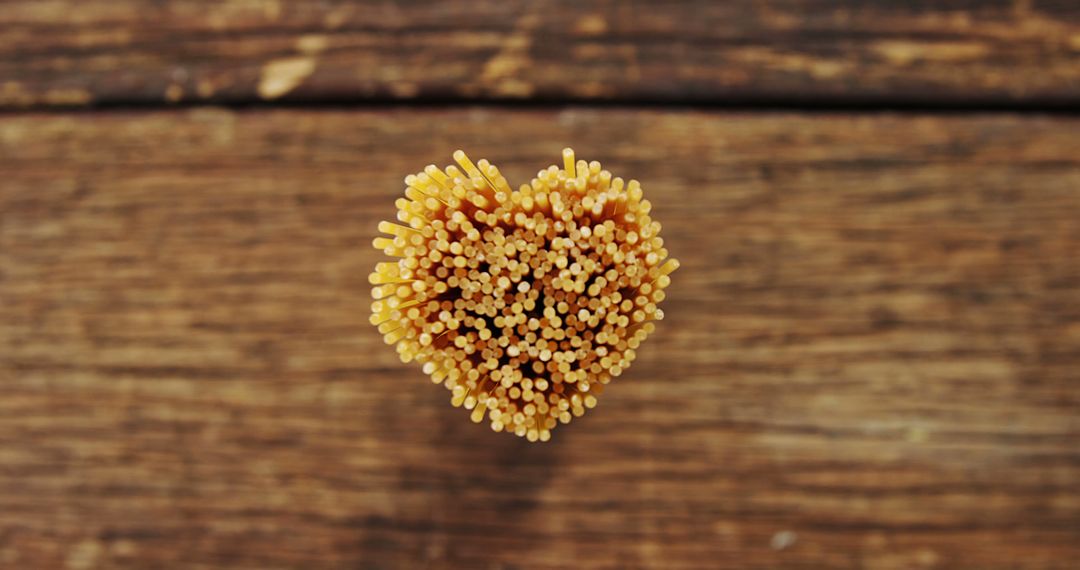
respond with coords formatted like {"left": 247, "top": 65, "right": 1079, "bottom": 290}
{"left": 3, "top": 0, "right": 1080, "bottom": 567}
{"left": 1, "top": 109, "right": 1078, "bottom": 569}
{"left": 2, "top": 0, "right": 1080, "bottom": 107}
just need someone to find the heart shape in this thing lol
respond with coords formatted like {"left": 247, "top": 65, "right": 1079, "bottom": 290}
{"left": 371, "top": 149, "right": 678, "bottom": 442}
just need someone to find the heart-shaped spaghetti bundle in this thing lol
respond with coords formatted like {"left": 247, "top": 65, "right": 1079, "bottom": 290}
{"left": 371, "top": 149, "right": 678, "bottom": 441}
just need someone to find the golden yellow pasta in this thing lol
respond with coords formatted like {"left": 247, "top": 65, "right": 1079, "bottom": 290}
{"left": 370, "top": 148, "right": 678, "bottom": 441}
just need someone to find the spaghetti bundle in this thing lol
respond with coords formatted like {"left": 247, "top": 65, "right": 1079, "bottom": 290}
{"left": 370, "top": 149, "right": 678, "bottom": 441}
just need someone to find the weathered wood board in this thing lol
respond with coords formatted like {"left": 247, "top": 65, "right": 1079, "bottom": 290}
{"left": 2, "top": 0, "right": 1078, "bottom": 107}
{"left": 1, "top": 109, "right": 1078, "bottom": 568}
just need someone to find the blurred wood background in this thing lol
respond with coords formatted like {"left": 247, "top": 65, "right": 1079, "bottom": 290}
{"left": 1, "top": 2, "right": 1078, "bottom": 569}
{"left": 3, "top": 0, "right": 1080, "bottom": 106}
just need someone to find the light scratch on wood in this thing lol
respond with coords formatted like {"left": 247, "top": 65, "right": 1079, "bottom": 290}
{"left": 258, "top": 57, "right": 315, "bottom": 100}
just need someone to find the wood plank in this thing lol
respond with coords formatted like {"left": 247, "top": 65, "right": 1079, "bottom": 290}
{"left": 1, "top": 108, "right": 1078, "bottom": 569}
{"left": 2, "top": 0, "right": 1079, "bottom": 108}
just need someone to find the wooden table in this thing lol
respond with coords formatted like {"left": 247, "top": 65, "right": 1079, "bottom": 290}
{"left": 2, "top": 2, "right": 1078, "bottom": 569}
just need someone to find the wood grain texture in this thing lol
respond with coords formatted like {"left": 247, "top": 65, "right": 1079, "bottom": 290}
{"left": 1, "top": 108, "right": 1079, "bottom": 569}
{"left": 2, "top": 0, "right": 1079, "bottom": 108}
